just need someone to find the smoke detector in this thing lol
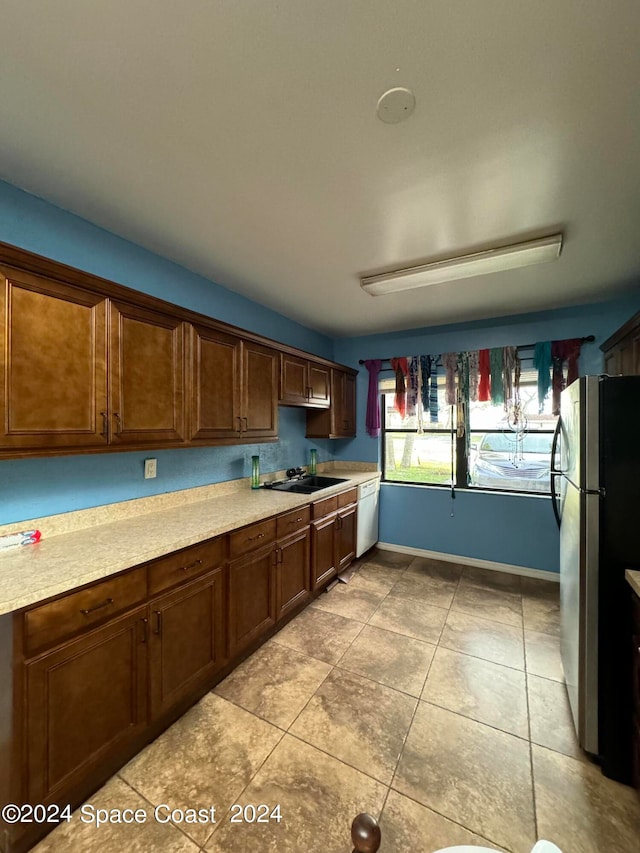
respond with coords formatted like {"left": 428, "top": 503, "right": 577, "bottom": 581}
{"left": 376, "top": 87, "right": 416, "bottom": 124}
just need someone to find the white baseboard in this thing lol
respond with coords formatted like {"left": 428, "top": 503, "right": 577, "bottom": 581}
{"left": 375, "top": 542, "right": 560, "bottom": 582}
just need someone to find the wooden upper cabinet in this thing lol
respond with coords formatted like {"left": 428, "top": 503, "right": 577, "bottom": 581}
{"left": 280, "top": 354, "right": 308, "bottom": 405}
{"left": 0, "top": 266, "right": 108, "bottom": 450}
{"left": 190, "top": 330, "right": 278, "bottom": 442}
{"left": 308, "top": 362, "right": 331, "bottom": 406}
{"left": 109, "top": 301, "right": 186, "bottom": 444}
{"left": 601, "top": 311, "right": 640, "bottom": 377}
{"left": 190, "top": 325, "right": 241, "bottom": 440}
{"left": 242, "top": 340, "right": 278, "bottom": 438}
{"left": 339, "top": 371, "right": 356, "bottom": 435}
{"left": 0, "top": 245, "right": 357, "bottom": 456}
{"left": 280, "top": 353, "right": 330, "bottom": 408}
{"left": 306, "top": 368, "right": 357, "bottom": 438}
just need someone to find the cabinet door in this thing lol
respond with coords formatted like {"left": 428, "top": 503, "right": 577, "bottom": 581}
{"left": 109, "top": 301, "right": 185, "bottom": 444}
{"left": 308, "top": 363, "right": 331, "bottom": 407}
{"left": 336, "top": 504, "right": 357, "bottom": 572}
{"left": 633, "top": 717, "right": 640, "bottom": 794}
{"left": 241, "top": 341, "right": 278, "bottom": 438}
{"left": 0, "top": 266, "right": 108, "bottom": 450}
{"left": 25, "top": 607, "right": 147, "bottom": 802}
{"left": 342, "top": 373, "right": 356, "bottom": 435}
{"left": 149, "top": 568, "right": 226, "bottom": 719}
{"left": 190, "top": 325, "right": 241, "bottom": 439}
{"left": 333, "top": 370, "right": 356, "bottom": 436}
{"left": 228, "top": 544, "right": 276, "bottom": 655}
{"left": 276, "top": 528, "right": 311, "bottom": 619}
{"left": 311, "top": 514, "right": 337, "bottom": 590}
{"left": 280, "top": 354, "right": 309, "bottom": 405}
{"left": 604, "top": 350, "right": 621, "bottom": 376}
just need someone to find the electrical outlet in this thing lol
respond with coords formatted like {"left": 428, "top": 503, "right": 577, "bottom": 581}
{"left": 144, "top": 458, "right": 157, "bottom": 479}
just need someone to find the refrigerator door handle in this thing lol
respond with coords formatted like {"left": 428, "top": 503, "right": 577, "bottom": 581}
{"left": 550, "top": 418, "right": 562, "bottom": 528}
{"left": 551, "top": 474, "right": 562, "bottom": 527}
{"left": 550, "top": 417, "right": 563, "bottom": 474}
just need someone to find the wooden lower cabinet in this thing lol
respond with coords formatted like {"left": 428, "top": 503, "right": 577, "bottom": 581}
{"left": 25, "top": 606, "right": 148, "bottom": 802}
{"left": 311, "top": 497, "right": 358, "bottom": 589}
{"left": 311, "top": 513, "right": 338, "bottom": 590}
{"left": 228, "top": 543, "right": 277, "bottom": 656}
{"left": 13, "top": 495, "right": 360, "bottom": 850}
{"left": 336, "top": 504, "right": 357, "bottom": 571}
{"left": 276, "top": 527, "right": 311, "bottom": 619}
{"left": 148, "top": 568, "right": 226, "bottom": 719}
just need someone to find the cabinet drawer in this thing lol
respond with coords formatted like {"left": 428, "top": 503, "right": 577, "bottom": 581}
{"left": 338, "top": 488, "right": 358, "bottom": 508}
{"left": 24, "top": 568, "right": 147, "bottom": 655}
{"left": 312, "top": 495, "right": 338, "bottom": 519}
{"left": 229, "top": 517, "right": 277, "bottom": 560}
{"left": 276, "top": 506, "right": 310, "bottom": 538}
{"left": 148, "top": 536, "right": 226, "bottom": 596}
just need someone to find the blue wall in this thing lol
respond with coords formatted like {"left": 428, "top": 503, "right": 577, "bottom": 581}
{"left": 0, "top": 181, "right": 333, "bottom": 524}
{"left": 333, "top": 295, "right": 639, "bottom": 572}
{"left": 1, "top": 407, "right": 333, "bottom": 525}
{"left": 2, "top": 177, "right": 639, "bottom": 572}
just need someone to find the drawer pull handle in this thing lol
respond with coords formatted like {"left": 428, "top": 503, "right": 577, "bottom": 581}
{"left": 114, "top": 412, "right": 122, "bottom": 434}
{"left": 154, "top": 611, "right": 162, "bottom": 635}
{"left": 248, "top": 532, "right": 266, "bottom": 541}
{"left": 100, "top": 411, "right": 108, "bottom": 437}
{"left": 289, "top": 517, "right": 303, "bottom": 524}
{"left": 180, "top": 559, "right": 203, "bottom": 571}
{"left": 80, "top": 597, "right": 114, "bottom": 616}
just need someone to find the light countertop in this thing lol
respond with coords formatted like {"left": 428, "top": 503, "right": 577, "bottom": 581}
{"left": 0, "top": 470, "right": 379, "bottom": 615}
{"left": 626, "top": 569, "right": 640, "bottom": 599}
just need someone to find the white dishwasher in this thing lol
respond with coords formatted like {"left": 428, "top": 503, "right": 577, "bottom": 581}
{"left": 356, "top": 478, "right": 380, "bottom": 557}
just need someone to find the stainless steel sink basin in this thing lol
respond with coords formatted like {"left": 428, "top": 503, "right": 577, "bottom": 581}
{"left": 264, "top": 475, "right": 348, "bottom": 494}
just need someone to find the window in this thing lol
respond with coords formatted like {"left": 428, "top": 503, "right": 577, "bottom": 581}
{"left": 382, "top": 369, "right": 557, "bottom": 494}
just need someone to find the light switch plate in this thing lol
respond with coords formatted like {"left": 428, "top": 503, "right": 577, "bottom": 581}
{"left": 144, "top": 458, "right": 157, "bottom": 479}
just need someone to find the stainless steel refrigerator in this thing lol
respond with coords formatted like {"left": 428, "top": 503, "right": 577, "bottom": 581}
{"left": 551, "top": 374, "right": 640, "bottom": 783}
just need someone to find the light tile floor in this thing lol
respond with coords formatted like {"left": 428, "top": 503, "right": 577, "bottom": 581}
{"left": 34, "top": 548, "right": 640, "bottom": 852}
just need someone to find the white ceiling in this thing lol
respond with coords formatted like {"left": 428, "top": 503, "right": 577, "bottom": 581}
{"left": 0, "top": 1, "right": 639, "bottom": 337}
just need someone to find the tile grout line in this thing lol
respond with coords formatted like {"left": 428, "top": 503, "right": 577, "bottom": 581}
{"left": 522, "top": 600, "right": 540, "bottom": 843}
{"left": 285, "top": 557, "right": 414, "bottom": 821}
{"left": 115, "top": 773, "right": 210, "bottom": 849}
{"left": 386, "top": 784, "right": 517, "bottom": 853}
{"left": 381, "top": 557, "right": 462, "bottom": 817}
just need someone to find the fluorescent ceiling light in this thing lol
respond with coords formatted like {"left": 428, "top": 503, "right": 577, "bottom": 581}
{"left": 360, "top": 234, "right": 563, "bottom": 297}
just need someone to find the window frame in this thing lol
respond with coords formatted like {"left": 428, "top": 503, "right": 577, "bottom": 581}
{"left": 381, "top": 391, "right": 556, "bottom": 496}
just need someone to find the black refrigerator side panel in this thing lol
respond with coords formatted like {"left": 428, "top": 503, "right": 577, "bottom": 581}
{"left": 598, "top": 375, "right": 640, "bottom": 782}
{"left": 600, "top": 376, "right": 640, "bottom": 566}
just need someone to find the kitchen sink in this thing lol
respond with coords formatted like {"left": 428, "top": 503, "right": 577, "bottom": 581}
{"left": 263, "top": 475, "right": 348, "bottom": 494}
